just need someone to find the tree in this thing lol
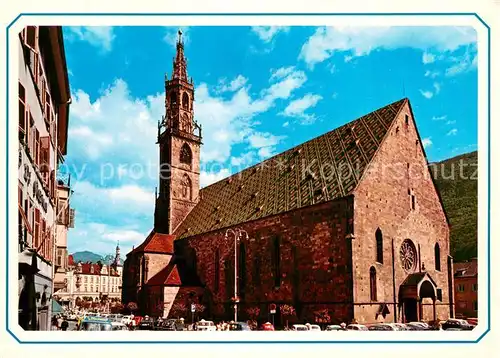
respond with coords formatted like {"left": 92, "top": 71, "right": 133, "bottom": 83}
{"left": 126, "top": 302, "right": 138, "bottom": 313}
{"left": 169, "top": 302, "right": 187, "bottom": 318}
{"left": 313, "top": 308, "right": 331, "bottom": 325}
{"left": 111, "top": 303, "right": 124, "bottom": 314}
{"left": 280, "top": 304, "right": 296, "bottom": 328}
{"left": 246, "top": 306, "right": 260, "bottom": 320}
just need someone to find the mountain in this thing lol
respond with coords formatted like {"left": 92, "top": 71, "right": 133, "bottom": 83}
{"left": 71, "top": 251, "right": 124, "bottom": 265}
{"left": 431, "top": 151, "right": 478, "bottom": 262}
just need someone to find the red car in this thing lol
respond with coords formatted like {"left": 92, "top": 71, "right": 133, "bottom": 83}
{"left": 261, "top": 322, "right": 275, "bottom": 331}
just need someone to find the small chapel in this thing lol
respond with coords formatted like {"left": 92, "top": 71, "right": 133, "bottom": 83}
{"left": 122, "top": 31, "right": 455, "bottom": 326}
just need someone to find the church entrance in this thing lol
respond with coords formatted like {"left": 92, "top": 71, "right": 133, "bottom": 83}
{"left": 399, "top": 272, "right": 438, "bottom": 323}
{"left": 403, "top": 299, "right": 418, "bottom": 322}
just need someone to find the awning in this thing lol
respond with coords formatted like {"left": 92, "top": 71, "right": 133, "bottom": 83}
{"left": 52, "top": 299, "right": 63, "bottom": 314}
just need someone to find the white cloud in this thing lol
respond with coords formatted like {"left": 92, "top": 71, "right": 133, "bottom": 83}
{"left": 422, "top": 137, "right": 432, "bottom": 148}
{"left": 194, "top": 66, "right": 304, "bottom": 163}
{"left": 433, "top": 82, "right": 441, "bottom": 94}
{"left": 420, "top": 90, "right": 433, "bottom": 99}
{"left": 164, "top": 26, "right": 190, "bottom": 48}
{"left": 281, "top": 93, "right": 323, "bottom": 124}
{"left": 447, "top": 128, "right": 458, "bottom": 136}
{"left": 282, "top": 121, "right": 290, "bottom": 128}
{"left": 66, "top": 26, "right": 116, "bottom": 52}
{"left": 445, "top": 48, "right": 477, "bottom": 76}
{"left": 102, "top": 230, "right": 145, "bottom": 244}
{"left": 251, "top": 26, "right": 290, "bottom": 43}
{"left": 446, "top": 120, "right": 456, "bottom": 125}
{"left": 217, "top": 75, "right": 248, "bottom": 93}
{"left": 422, "top": 52, "right": 436, "bottom": 64}
{"left": 432, "top": 115, "right": 447, "bottom": 121}
{"left": 69, "top": 79, "right": 161, "bottom": 163}
{"left": 248, "top": 132, "right": 285, "bottom": 149}
{"left": 425, "top": 70, "right": 440, "bottom": 78}
{"left": 230, "top": 152, "right": 257, "bottom": 167}
{"left": 200, "top": 168, "right": 231, "bottom": 188}
{"left": 332, "top": 92, "right": 339, "bottom": 99}
{"left": 299, "top": 26, "right": 477, "bottom": 68}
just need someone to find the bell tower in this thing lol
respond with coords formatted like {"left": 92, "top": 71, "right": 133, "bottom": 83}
{"left": 155, "top": 30, "right": 202, "bottom": 234}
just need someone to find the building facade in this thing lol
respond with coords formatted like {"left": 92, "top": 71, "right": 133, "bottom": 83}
{"left": 54, "top": 246, "right": 123, "bottom": 307}
{"left": 53, "top": 176, "right": 75, "bottom": 293}
{"left": 454, "top": 258, "right": 478, "bottom": 319}
{"left": 18, "top": 26, "right": 71, "bottom": 331}
{"left": 123, "top": 32, "right": 454, "bottom": 325}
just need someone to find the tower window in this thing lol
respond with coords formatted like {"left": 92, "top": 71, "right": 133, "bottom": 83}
{"left": 170, "top": 92, "right": 177, "bottom": 106}
{"left": 434, "top": 243, "right": 441, "bottom": 271}
{"left": 180, "top": 143, "right": 192, "bottom": 166}
{"left": 182, "top": 92, "right": 189, "bottom": 110}
{"left": 405, "top": 114, "right": 409, "bottom": 126}
{"left": 370, "top": 266, "right": 377, "bottom": 301}
{"left": 181, "top": 174, "right": 192, "bottom": 200}
{"left": 172, "top": 118, "right": 179, "bottom": 130}
{"left": 376, "top": 228, "right": 383, "bottom": 264}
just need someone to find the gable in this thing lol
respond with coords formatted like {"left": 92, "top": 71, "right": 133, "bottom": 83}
{"left": 174, "top": 98, "right": 407, "bottom": 240}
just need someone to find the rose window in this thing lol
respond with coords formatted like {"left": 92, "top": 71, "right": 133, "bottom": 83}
{"left": 400, "top": 239, "right": 417, "bottom": 272}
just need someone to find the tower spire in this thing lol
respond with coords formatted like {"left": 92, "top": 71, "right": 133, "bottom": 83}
{"left": 172, "top": 29, "right": 188, "bottom": 81}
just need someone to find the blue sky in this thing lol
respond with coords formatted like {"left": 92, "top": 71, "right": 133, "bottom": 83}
{"left": 61, "top": 25, "right": 478, "bottom": 256}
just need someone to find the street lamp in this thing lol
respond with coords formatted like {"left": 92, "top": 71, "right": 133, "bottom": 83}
{"left": 225, "top": 228, "right": 249, "bottom": 322}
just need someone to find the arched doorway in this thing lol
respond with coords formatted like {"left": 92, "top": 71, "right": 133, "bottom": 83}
{"left": 399, "top": 272, "right": 438, "bottom": 323}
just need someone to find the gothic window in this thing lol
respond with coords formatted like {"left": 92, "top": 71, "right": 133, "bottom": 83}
{"left": 214, "top": 249, "right": 220, "bottom": 292}
{"left": 376, "top": 228, "right": 383, "bottom": 264}
{"left": 400, "top": 239, "right": 417, "bottom": 272}
{"left": 182, "top": 92, "right": 189, "bottom": 110}
{"left": 272, "top": 237, "right": 281, "bottom": 288}
{"left": 182, "top": 113, "right": 191, "bottom": 133}
{"left": 170, "top": 92, "right": 177, "bottom": 106}
{"left": 253, "top": 256, "right": 261, "bottom": 286}
{"left": 180, "top": 143, "right": 192, "bottom": 166}
{"left": 238, "top": 242, "right": 246, "bottom": 297}
{"left": 434, "top": 243, "right": 441, "bottom": 271}
{"left": 370, "top": 266, "right": 377, "bottom": 301}
{"left": 181, "top": 174, "right": 192, "bottom": 200}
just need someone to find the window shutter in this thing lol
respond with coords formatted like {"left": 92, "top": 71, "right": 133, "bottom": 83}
{"left": 35, "top": 129, "right": 40, "bottom": 166}
{"left": 40, "top": 136, "right": 50, "bottom": 172}
{"left": 25, "top": 26, "right": 38, "bottom": 51}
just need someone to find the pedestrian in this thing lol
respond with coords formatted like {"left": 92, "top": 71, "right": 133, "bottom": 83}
{"left": 61, "top": 319, "right": 69, "bottom": 331}
{"left": 57, "top": 315, "right": 63, "bottom": 330}
{"left": 340, "top": 322, "right": 347, "bottom": 331}
{"left": 51, "top": 316, "right": 59, "bottom": 331}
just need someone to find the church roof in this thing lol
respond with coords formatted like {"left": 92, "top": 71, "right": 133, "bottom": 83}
{"left": 128, "top": 231, "right": 175, "bottom": 255}
{"left": 147, "top": 262, "right": 182, "bottom": 286}
{"left": 174, "top": 98, "right": 407, "bottom": 240}
{"left": 454, "top": 259, "right": 478, "bottom": 278}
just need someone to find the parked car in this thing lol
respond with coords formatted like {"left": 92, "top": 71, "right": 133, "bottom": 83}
{"left": 291, "top": 324, "right": 309, "bottom": 331}
{"left": 195, "top": 319, "right": 216, "bottom": 331}
{"left": 261, "top": 322, "right": 275, "bottom": 331}
{"left": 391, "top": 323, "right": 408, "bottom": 331}
{"left": 442, "top": 319, "right": 475, "bottom": 331}
{"left": 138, "top": 317, "right": 155, "bottom": 330}
{"left": 406, "top": 322, "right": 429, "bottom": 330}
{"left": 156, "top": 318, "right": 185, "bottom": 331}
{"left": 347, "top": 324, "right": 368, "bottom": 331}
{"left": 111, "top": 322, "right": 129, "bottom": 331}
{"left": 368, "top": 324, "right": 397, "bottom": 331}
{"left": 228, "top": 322, "right": 252, "bottom": 331}
{"left": 325, "top": 325, "right": 343, "bottom": 331}
{"left": 121, "top": 315, "right": 134, "bottom": 325}
{"left": 78, "top": 317, "right": 112, "bottom": 331}
{"left": 306, "top": 324, "right": 321, "bottom": 331}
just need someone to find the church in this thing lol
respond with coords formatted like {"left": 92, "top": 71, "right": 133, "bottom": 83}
{"left": 122, "top": 32, "right": 455, "bottom": 326}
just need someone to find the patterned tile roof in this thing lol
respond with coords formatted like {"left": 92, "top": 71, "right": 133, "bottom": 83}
{"left": 129, "top": 231, "right": 175, "bottom": 255}
{"left": 174, "top": 98, "right": 407, "bottom": 239}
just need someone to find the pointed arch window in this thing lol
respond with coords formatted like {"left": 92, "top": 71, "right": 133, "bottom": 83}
{"left": 214, "top": 249, "right": 220, "bottom": 292}
{"left": 370, "top": 266, "right": 377, "bottom": 301}
{"left": 170, "top": 92, "right": 177, "bottom": 106}
{"left": 180, "top": 143, "right": 192, "bottom": 166}
{"left": 172, "top": 118, "right": 179, "bottom": 130}
{"left": 434, "top": 243, "right": 441, "bottom": 271}
{"left": 376, "top": 228, "right": 383, "bottom": 264}
{"left": 182, "top": 92, "right": 189, "bottom": 110}
{"left": 272, "top": 237, "right": 281, "bottom": 288}
{"left": 182, "top": 113, "right": 192, "bottom": 133}
{"left": 181, "top": 174, "right": 192, "bottom": 200}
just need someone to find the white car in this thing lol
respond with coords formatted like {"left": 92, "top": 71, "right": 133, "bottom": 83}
{"left": 291, "top": 324, "right": 309, "bottom": 331}
{"left": 196, "top": 320, "right": 216, "bottom": 331}
{"left": 111, "top": 322, "right": 129, "bottom": 331}
{"left": 307, "top": 324, "right": 321, "bottom": 331}
{"left": 347, "top": 324, "right": 368, "bottom": 331}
